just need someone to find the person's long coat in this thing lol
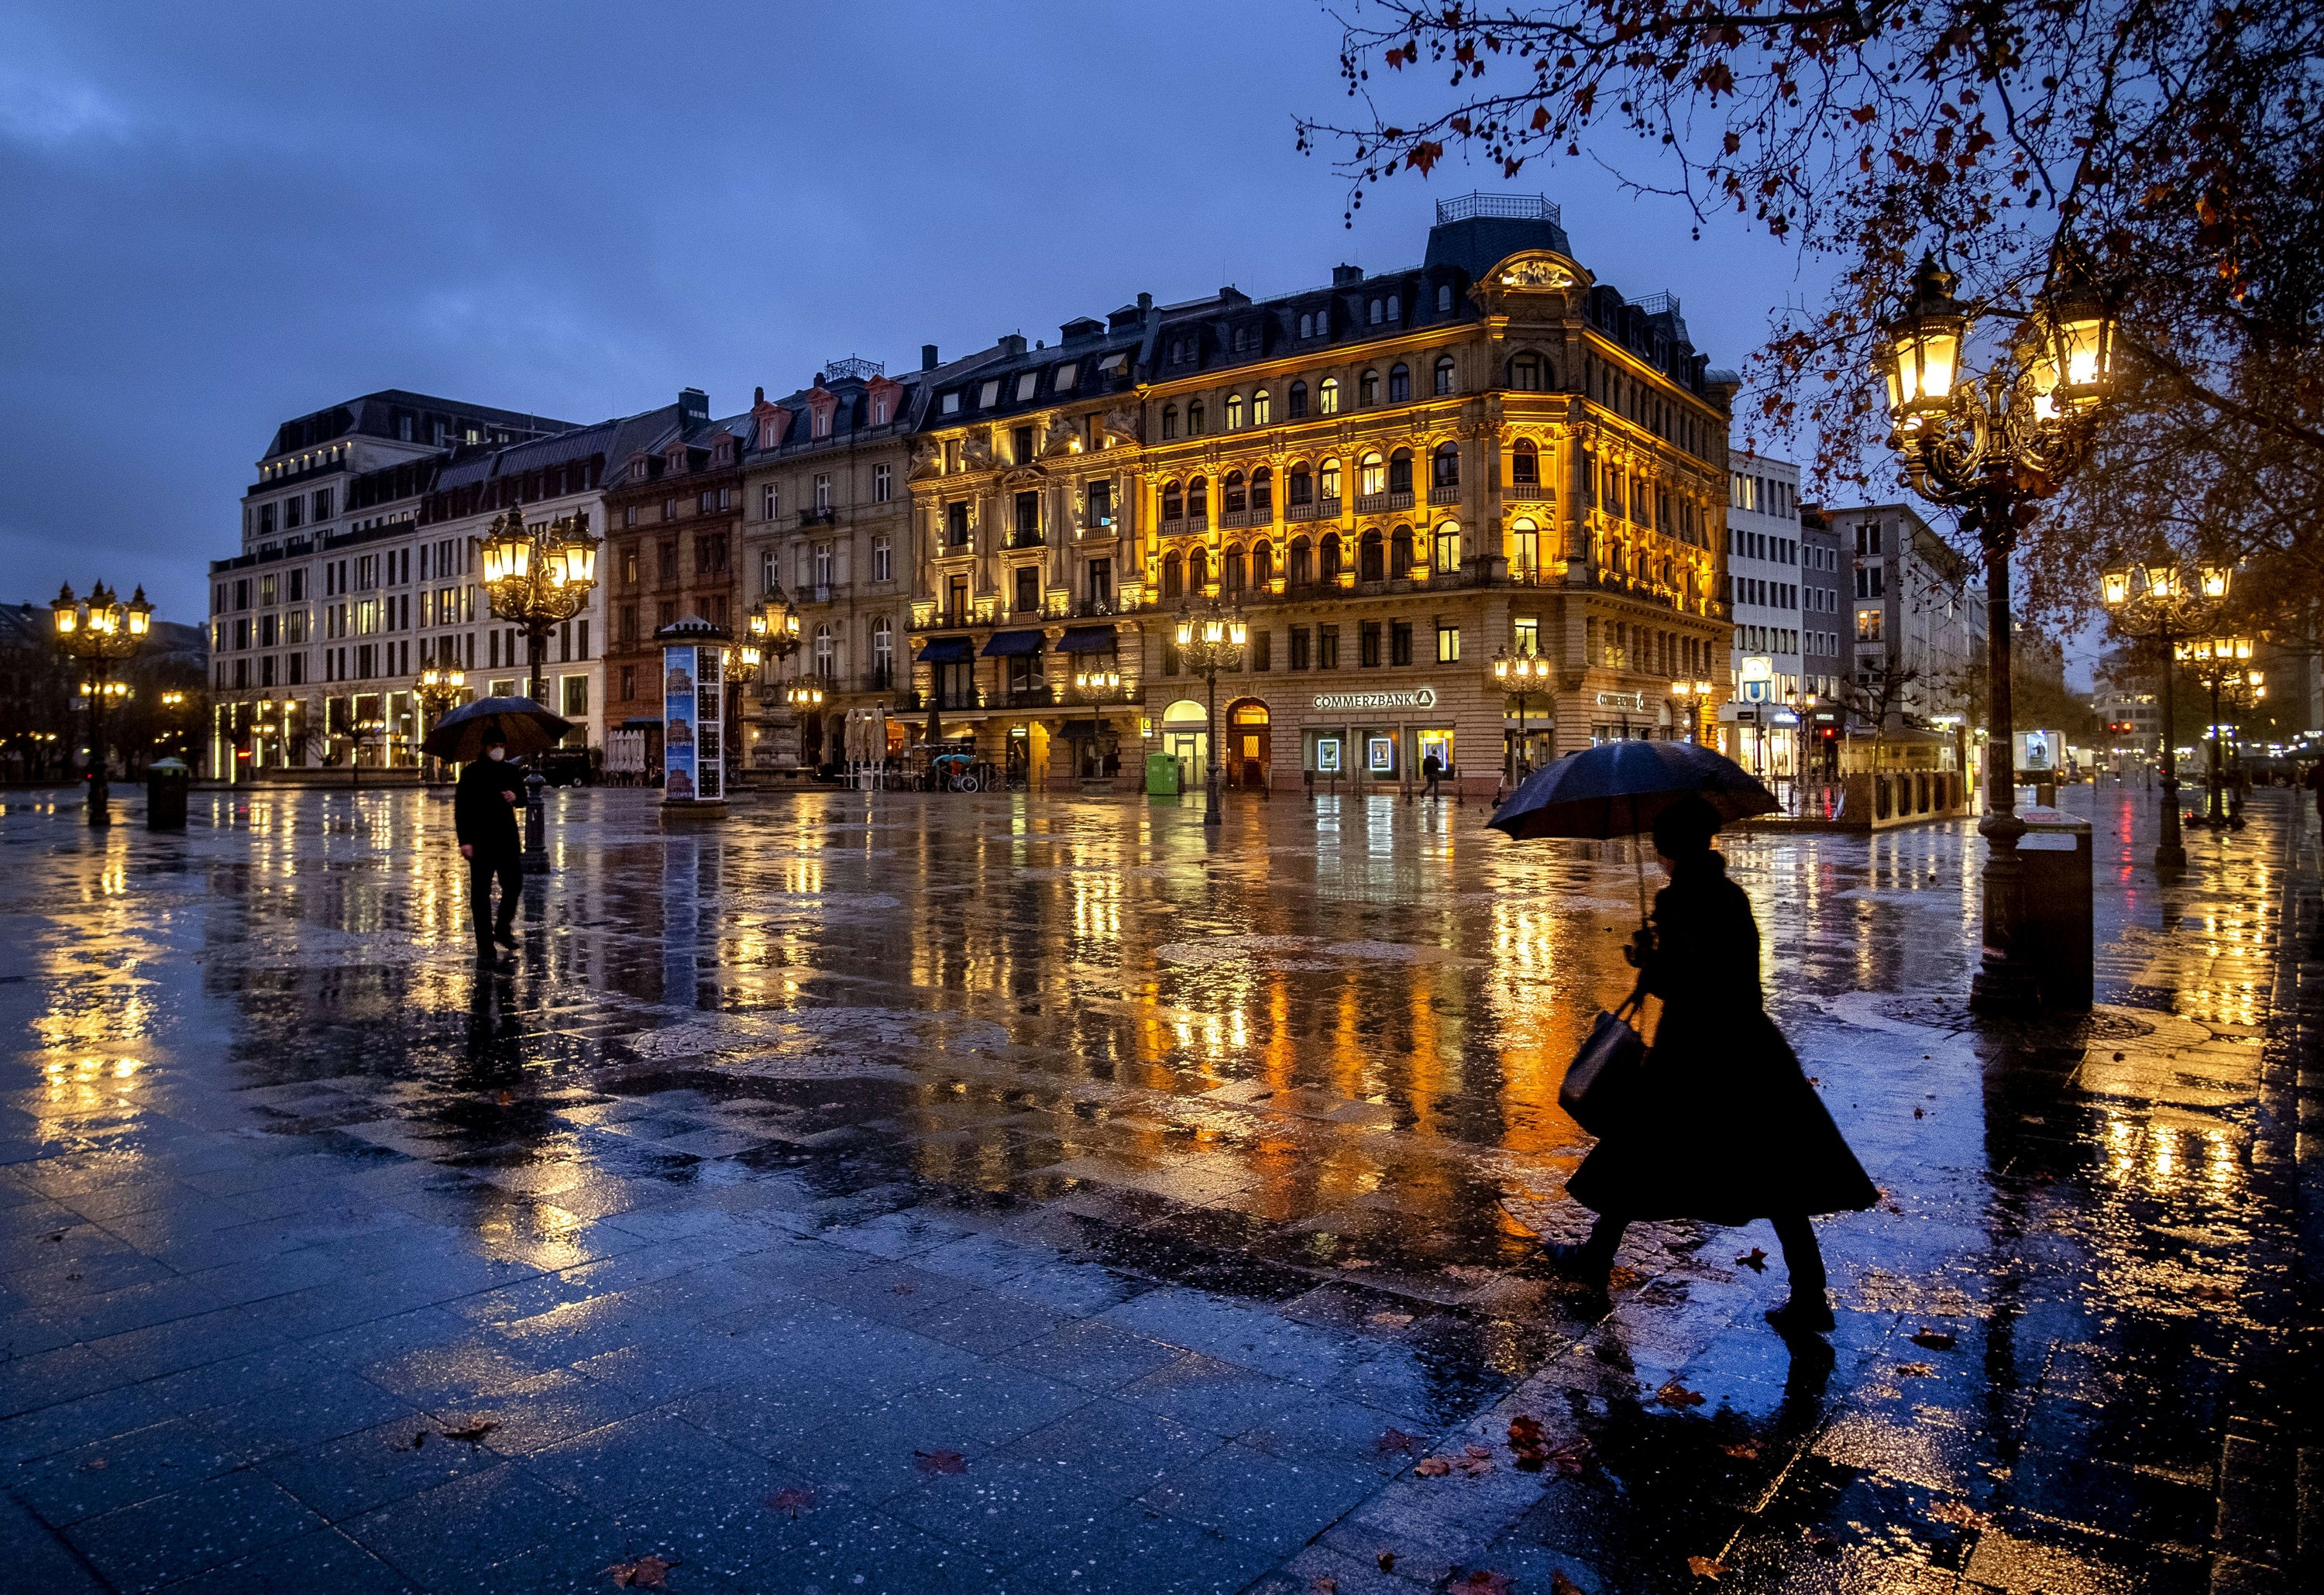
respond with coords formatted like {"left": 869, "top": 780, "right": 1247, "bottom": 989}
{"left": 1565, "top": 851, "right": 1876, "bottom": 1223}
{"left": 454, "top": 758, "right": 526, "bottom": 858}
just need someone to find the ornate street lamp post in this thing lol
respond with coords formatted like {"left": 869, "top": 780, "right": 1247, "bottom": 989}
{"left": 746, "top": 587, "right": 802, "bottom": 773}
{"left": 480, "top": 508, "right": 600, "bottom": 870}
{"left": 2099, "top": 558, "right": 2232, "bottom": 868}
{"left": 50, "top": 581, "right": 153, "bottom": 828}
{"left": 1174, "top": 597, "right": 1246, "bottom": 826}
{"left": 2174, "top": 635, "right": 2261, "bottom": 827}
{"left": 1490, "top": 644, "right": 1552, "bottom": 800}
{"left": 416, "top": 665, "right": 466, "bottom": 785}
{"left": 1875, "top": 253, "right": 2118, "bottom": 1012}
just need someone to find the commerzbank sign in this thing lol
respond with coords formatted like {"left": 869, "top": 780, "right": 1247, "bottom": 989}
{"left": 1312, "top": 687, "right": 1438, "bottom": 712}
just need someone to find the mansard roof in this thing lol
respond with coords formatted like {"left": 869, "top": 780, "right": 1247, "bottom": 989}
{"left": 262, "top": 389, "right": 578, "bottom": 462}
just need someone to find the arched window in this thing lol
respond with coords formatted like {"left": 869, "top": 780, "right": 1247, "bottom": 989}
{"left": 1433, "top": 356, "right": 1456, "bottom": 397}
{"left": 1387, "top": 449, "right": 1413, "bottom": 496}
{"left": 1162, "top": 481, "right": 1184, "bottom": 521}
{"left": 1389, "top": 525, "right": 1413, "bottom": 579}
{"left": 1186, "top": 400, "right": 1205, "bottom": 436}
{"left": 1319, "top": 459, "right": 1342, "bottom": 502}
{"left": 1369, "top": 297, "right": 1384, "bottom": 325}
{"left": 1298, "top": 312, "right": 1314, "bottom": 339}
{"left": 1436, "top": 284, "right": 1453, "bottom": 313}
{"left": 1320, "top": 532, "right": 1344, "bottom": 581}
{"left": 1318, "top": 376, "right": 1341, "bottom": 415}
{"left": 1387, "top": 363, "right": 1411, "bottom": 403}
{"left": 1161, "top": 404, "right": 1178, "bottom": 438}
{"left": 1250, "top": 466, "right": 1273, "bottom": 515}
{"left": 1251, "top": 389, "right": 1270, "bottom": 426}
{"left": 1253, "top": 541, "right": 1274, "bottom": 586}
{"left": 871, "top": 617, "right": 895, "bottom": 682}
{"left": 1433, "top": 521, "right": 1462, "bottom": 575}
{"left": 1511, "top": 517, "right": 1540, "bottom": 576}
{"left": 1188, "top": 545, "right": 1210, "bottom": 593}
{"left": 1359, "top": 369, "right": 1380, "bottom": 406}
{"left": 1288, "top": 465, "right": 1312, "bottom": 507}
{"left": 1223, "top": 469, "right": 1247, "bottom": 515}
{"left": 1225, "top": 394, "right": 1244, "bottom": 431}
{"left": 1511, "top": 438, "right": 1538, "bottom": 488}
{"left": 1290, "top": 536, "right": 1313, "bottom": 587}
{"left": 1224, "top": 545, "right": 1246, "bottom": 593}
{"left": 1387, "top": 293, "right": 1401, "bottom": 321}
{"left": 1508, "top": 353, "right": 1542, "bottom": 392}
{"left": 1287, "top": 380, "right": 1308, "bottom": 418}
{"left": 1188, "top": 476, "right": 1208, "bottom": 522}
{"left": 814, "top": 624, "right": 836, "bottom": 679}
{"left": 1431, "top": 442, "right": 1459, "bottom": 490}
{"left": 1359, "top": 528, "right": 1385, "bottom": 583}
{"left": 1359, "top": 452, "right": 1386, "bottom": 497}
{"left": 1162, "top": 550, "right": 1184, "bottom": 598}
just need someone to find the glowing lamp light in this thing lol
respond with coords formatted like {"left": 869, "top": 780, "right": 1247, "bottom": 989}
{"left": 2100, "top": 566, "right": 2130, "bottom": 608}
{"left": 1878, "top": 254, "right": 1967, "bottom": 428}
{"left": 51, "top": 585, "right": 78, "bottom": 635}
{"left": 2199, "top": 563, "right": 2233, "bottom": 601}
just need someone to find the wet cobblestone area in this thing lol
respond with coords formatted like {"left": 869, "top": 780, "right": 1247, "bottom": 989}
{"left": 0, "top": 781, "right": 2311, "bottom": 1592}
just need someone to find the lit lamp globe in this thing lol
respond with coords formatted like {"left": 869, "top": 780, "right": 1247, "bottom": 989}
{"left": 1877, "top": 255, "right": 1968, "bottom": 431}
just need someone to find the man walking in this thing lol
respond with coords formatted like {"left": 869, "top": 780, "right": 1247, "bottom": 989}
{"left": 1422, "top": 748, "right": 1444, "bottom": 801}
{"left": 456, "top": 727, "right": 526, "bottom": 970}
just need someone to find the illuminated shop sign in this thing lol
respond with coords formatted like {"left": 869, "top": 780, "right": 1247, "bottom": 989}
{"left": 1312, "top": 687, "right": 1438, "bottom": 712}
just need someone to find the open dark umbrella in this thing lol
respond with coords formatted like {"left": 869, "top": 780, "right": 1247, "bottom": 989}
{"left": 421, "top": 696, "right": 570, "bottom": 764}
{"left": 1488, "top": 740, "right": 1776, "bottom": 840}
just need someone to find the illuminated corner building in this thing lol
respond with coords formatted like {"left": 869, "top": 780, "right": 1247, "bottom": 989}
{"left": 738, "top": 354, "right": 947, "bottom": 776}
{"left": 1129, "top": 194, "right": 1734, "bottom": 799}
{"left": 600, "top": 390, "right": 754, "bottom": 780}
{"left": 208, "top": 391, "right": 578, "bottom": 782}
{"left": 906, "top": 316, "right": 1149, "bottom": 788}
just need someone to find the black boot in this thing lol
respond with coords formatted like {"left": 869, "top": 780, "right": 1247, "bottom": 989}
{"left": 1763, "top": 1294, "right": 1835, "bottom": 1335}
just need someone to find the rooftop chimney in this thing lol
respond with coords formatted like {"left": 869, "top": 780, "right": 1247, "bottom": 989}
{"left": 922, "top": 344, "right": 939, "bottom": 370}
{"left": 679, "top": 387, "right": 710, "bottom": 421}
{"left": 1332, "top": 265, "right": 1363, "bottom": 286}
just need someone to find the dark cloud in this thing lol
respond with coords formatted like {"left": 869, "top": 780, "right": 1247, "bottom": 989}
{"left": 0, "top": 0, "right": 1806, "bottom": 622}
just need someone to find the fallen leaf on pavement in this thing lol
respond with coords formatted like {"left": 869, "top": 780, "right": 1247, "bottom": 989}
{"left": 913, "top": 1449, "right": 967, "bottom": 1474}
{"left": 1910, "top": 1329, "right": 1957, "bottom": 1351}
{"left": 1551, "top": 1574, "right": 1586, "bottom": 1595}
{"left": 1896, "top": 1362, "right": 1937, "bottom": 1377}
{"left": 1454, "top": 1444, "right": 1495, "bottom": 1476}
{"left": 1719, "top": 1440, "right": 1759, "bottom": 1460}
{"left": 1655, "top": 1380, "right": 1706, "bottom": 1408}
{"left": 607, "top": 1555, "right": 675, "bottom": 1588}
{"left": 42, "top": 1231, "right": 65, "bottom": 1243}
{"left": 766, "top": 1486, "right": 816, "bottom": 1518}
{"left": 1545, "top": 1436, "right": 1593, "bottom": 1476}
{"left": 1508, "top": 1414, "right": 1549, "bottom": 1468}
{"left": 1444, "top": 1265, "right": 1496, "bottom": 1284}
{"left": 394, "top": 1431, "right": 429, "bottom": 1452}
{"left": 440, "top": 1420, "right": 498, "bottom": 1443}
{"left": 81, "top": 1457, "right": 107, "bottom": 1470}
{"left": 1310, "top": 1578, "right": 1337, "bottom": 1593}
{"left": 1734, "top": 1248, "right": 1768, "bottom": 1272}
{"left": 496, "top": 1090, "right": 514, "bottom": 1105}
{"left": 1686, "top": 1554, "right": 1728, "bottom": 1579}
{"left": 1913, "top": 1106, "right": 1925, "bottom": 1118}
{"left": 1607, "top": 1266, "right": 1645, "bottom": 1290}
{"left": 1929, "top": 1500, "right": 1991, "bottom": 1531}
{"left": 892, "top": 1283, "right": 916, "bottom": 1296}
{"left": 1803, "top": 1527, "right": 1841, "bottom": 1558}
{"left": 1454, "top": 1573, "right": 1512, "bottom": 1594}
{"left": 1367, "top": 1311, "right": 1414, "bottom": 1329}
{"left": 1414, "top": 1456, "right": 1452, "bottom": 1476}
{"left": 1340, "top": 1257, "right": 1377, "bottom": 1269}
{"left": 1376, "top": 1549, "right": 1397, "bottom": 1572}
{"left": 1374, "top": 1427, "right": 1422, "bottom": 1456}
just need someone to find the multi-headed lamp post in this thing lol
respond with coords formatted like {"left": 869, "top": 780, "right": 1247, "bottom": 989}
{"left": 416, "top": 665, "right": 466, "bottom": 785}
{"left": 1173, "top": 597, "right": 1246, "bottom": 826}
{"left": 2099, "top": 558, "right": 2233, "bottom": 869}
{"left": 2175, "top": 635, "right": 2262, "bottom": 827}
{"left": 480, "top": 509, "right": 599, "bottom": 869}
{"left": 1490, "top": 645, "right": 1552, "bottom": 797}
{"left": 746, "top": 587, "right": 803, "bottom": 768}
{"left": 51, "top": 581, "right": 153, "bottom": 828}
{"left": 1875, "top": 253, "right": 2118, "bottom": 1012}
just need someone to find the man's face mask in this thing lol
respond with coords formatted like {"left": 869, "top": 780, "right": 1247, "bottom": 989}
{"left": 486, "top": 747, "right": 507, "bottom": 761}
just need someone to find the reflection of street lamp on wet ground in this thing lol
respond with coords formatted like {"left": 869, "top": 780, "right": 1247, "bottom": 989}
{"left": 51, "top": 581, "right": 152, "bottom": 827}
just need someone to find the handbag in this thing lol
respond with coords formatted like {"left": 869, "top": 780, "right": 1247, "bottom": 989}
{"left": 1559, "top": 986, "right": 1647, "bottom": 1136}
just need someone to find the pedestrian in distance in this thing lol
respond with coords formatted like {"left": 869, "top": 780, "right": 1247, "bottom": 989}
{"left": 1422, "top": 748, "right": 1444, "bottom": 800}
{"left": 456, "top": 727, "right": 527, "bottom": 971}
{"left": 1545, "top": 795, "right": 1876, "bottom": 1335}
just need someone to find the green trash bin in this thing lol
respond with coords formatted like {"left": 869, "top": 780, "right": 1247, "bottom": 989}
{"left": 146, "top": 758, "right": 191, "bottom": 831}
{"left": 1145, "top": 751, "right": 1180, "bottom": 798}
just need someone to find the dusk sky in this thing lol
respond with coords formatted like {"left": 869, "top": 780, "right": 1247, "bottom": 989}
{"left": 2, "top": 1, "right": 1820, "bottom": 625}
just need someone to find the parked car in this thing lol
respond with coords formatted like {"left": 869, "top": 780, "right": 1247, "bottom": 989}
{"left": 539, "top": 748, "right": 595, "bottom": 788}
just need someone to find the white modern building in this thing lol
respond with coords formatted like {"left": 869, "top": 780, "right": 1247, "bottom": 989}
{"left": 1722, "top": 450, "right": 1813, "bottom": 779}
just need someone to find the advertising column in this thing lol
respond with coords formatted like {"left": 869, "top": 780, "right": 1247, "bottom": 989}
{"left": 657, "top": 617, "right": 730, "bottom": 814}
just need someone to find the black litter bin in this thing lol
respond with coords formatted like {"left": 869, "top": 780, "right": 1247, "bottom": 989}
{"left": 146, "top": 758, "right": 190, "bottom": 831}
{"left": 2016, "top": 807, "right": 2092, "bottom": 1012}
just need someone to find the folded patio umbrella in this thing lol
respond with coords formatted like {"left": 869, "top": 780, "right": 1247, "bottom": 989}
{"left": 1487, "top": 739, "right": 1776, "bottom": 841}
{"left": 421, "top": 696, "right": 570, "bottom": 764}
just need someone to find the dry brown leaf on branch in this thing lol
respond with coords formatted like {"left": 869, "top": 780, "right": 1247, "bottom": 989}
{"left": 1374, "top": 1426, "right": 1422, "bottom": 1456}
{"left": 1655, "top": 1380, "right": 1707, "bottom": 1408}
{"left": 606, "top": 1555, "right": 675, "bottom": 1589}
{"left": 1687, "top": 1553, "right": 1729, "bottom": 1579}
{"left": 913, "top": 1449, "right": 967, "bottom": 1474}
{"left": 1910, "top": 1329, "right": 1958, "bottom": 1351}
{"left": 1413, "top": 1456, "right": 1452, "bottom": 1476}
{"left": 1734, "top": 1247, "right": 1768, "bottom": 1272}
{"left": 766, "top": 1486, "right": 816, "bottom": 1518}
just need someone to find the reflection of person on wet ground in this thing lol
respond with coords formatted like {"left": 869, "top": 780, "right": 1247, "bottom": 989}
{"left": 456, "top": 728, "right": 526, "bottom": 971}
{"left": 1546, "top": 796, "right": 1877, "bottom": 1335}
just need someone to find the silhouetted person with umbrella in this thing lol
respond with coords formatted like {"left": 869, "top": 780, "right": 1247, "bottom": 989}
{"left": 456, "top": 726, "right": 526, "bottom": 970}
{"left": 1546, "top": 795, "right": 1876, "bottom": 1335}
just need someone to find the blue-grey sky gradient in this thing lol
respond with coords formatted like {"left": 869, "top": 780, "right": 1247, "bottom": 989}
{"left": 2, "top": 0, "right": 1822, "bottom": 626}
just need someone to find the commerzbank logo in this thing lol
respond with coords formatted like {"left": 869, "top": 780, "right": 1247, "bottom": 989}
{"left": 1312, "top": 687, "right": 1438, "bottom": 712}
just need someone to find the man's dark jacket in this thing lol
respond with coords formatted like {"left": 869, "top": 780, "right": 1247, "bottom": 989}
{"left": 455, "top": 758, "right": 526, "bottom": 856}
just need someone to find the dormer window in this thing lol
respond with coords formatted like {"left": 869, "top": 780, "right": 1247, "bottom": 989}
{"left": 812, "top": 411, "right": 830, "bottom": 438}
{"left": 942, "top": 391, "right": 961, "bottom": 415}
{"left": 871, "top": 395, "right": 891, "bottom": 424}
{"left": 1015, "top": 372, "right": 1037, "bottom": 403}
{"left": 1369, "top": 298, "right": 1384, "bottom": 325}
{"left": 1387, "top": 294, "right": 1401, "bottom": 321}
{"left": 1054, "top": 363, "right": 1077, "bottom": 390}
{"left": 1298, "top": 313, "right": 1315, "bottom": 339}
{"left": 978, "top": 380, "right": 1000, "bottom": 407}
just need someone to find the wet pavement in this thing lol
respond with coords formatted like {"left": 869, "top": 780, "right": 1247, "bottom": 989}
{"left": 0, "top": 779, "right": 2312, "bottom": 1593}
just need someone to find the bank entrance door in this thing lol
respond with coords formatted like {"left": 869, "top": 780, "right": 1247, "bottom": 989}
{"left": 1228, "top": 700, "right": 1270, "bottom": 789}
